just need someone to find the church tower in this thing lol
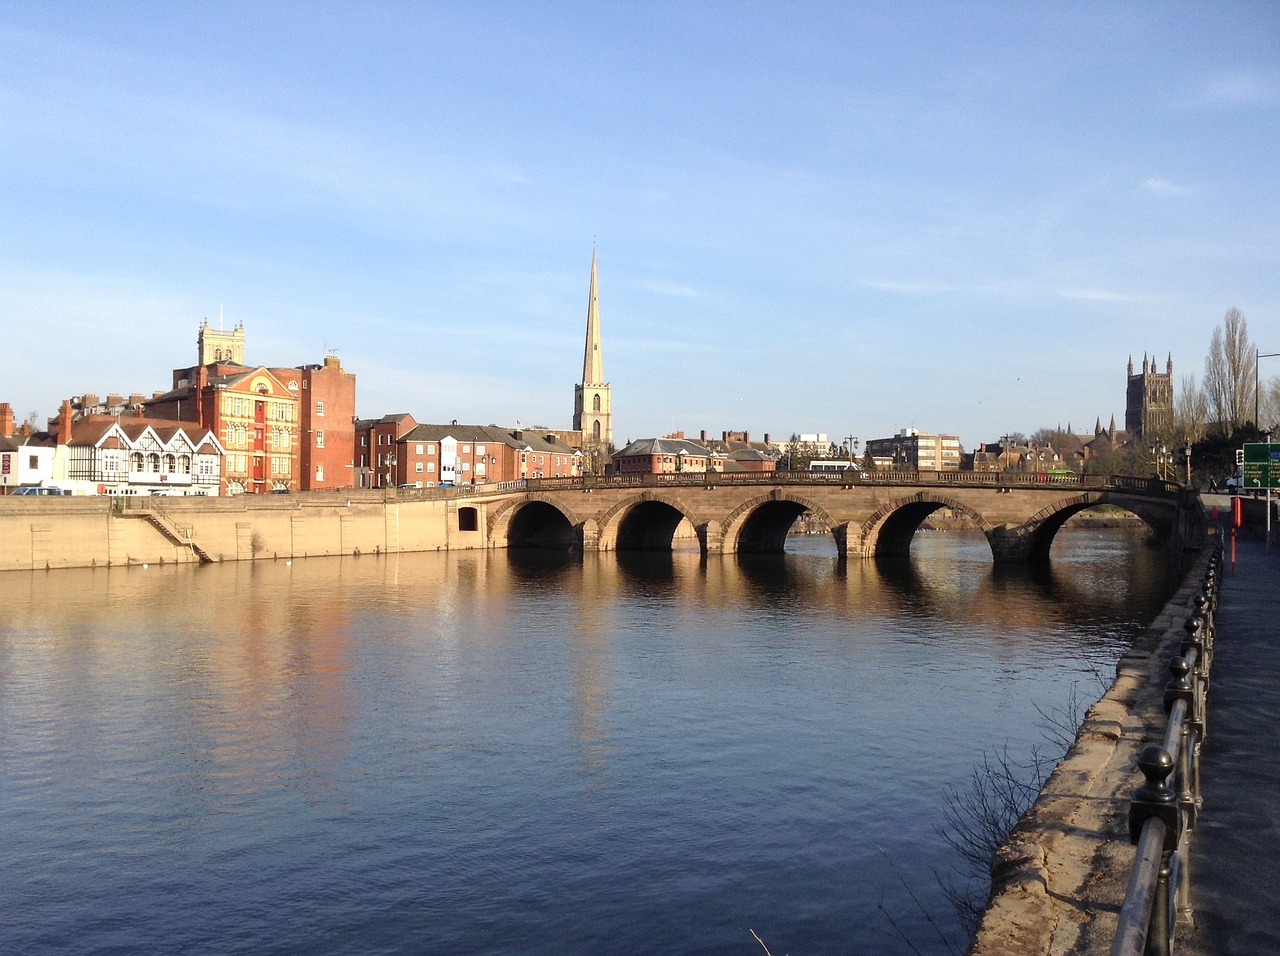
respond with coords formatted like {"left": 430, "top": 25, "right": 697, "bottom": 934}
{"left": 573, "top": 249, "right": 613, "bottom": 472}
{"left": 198, "top": 317, "right": 245, "bottom": 366}
{"left": 1125, "top": 352, "right": 1174, "bottom": 439}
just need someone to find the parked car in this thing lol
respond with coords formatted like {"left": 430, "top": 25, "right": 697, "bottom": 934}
{"left": 398, "top": 482, "right": 423, "bottom": 490}
{"left": 13, "top": 486, "right": 69, "bottom": 496}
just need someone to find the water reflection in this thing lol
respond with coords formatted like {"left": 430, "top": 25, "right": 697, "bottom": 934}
{"left": 0, "top": 530, "right": 1174, "bottom": 956}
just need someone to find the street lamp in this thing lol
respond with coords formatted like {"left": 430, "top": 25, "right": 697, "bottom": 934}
{"left": 1256, "top": 348, "right": 1280, "bottom": 428}
{"left": 1150, "top": 444, "right": 1168, "bottom": 480}
{"left": 1184, "top": 442, "right": 1192, "bottom": 485}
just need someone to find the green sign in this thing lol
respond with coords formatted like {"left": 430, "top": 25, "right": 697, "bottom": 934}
{"left": 1242, "top": 443, "right": 1280, "bottom": 490}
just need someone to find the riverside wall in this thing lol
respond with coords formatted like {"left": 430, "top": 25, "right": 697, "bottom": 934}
{"left": 967, "top": 541, "right": 1215, "bottom": 955}
{"left": 0, "top": 491, "right": 497, "bottom": 572}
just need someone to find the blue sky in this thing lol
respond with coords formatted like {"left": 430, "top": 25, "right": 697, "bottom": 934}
{"left": 2, "top": 2, "right": 1277, "bottom": 450}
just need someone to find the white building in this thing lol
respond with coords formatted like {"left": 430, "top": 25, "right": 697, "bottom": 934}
{"left": 0, "top": 433, "right": 57, "bottom": 493}
{"left": 61, "top": 417, "right": 225, "bottom": 496}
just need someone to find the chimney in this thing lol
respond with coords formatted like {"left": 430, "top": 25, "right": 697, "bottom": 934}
{"left": 324, "top": 354, "right": 341, "bottom": 369}
{"left": 743, "top": 432, "right": 750, "bottom": 443}
{"left": 764, "top": 433, "right": 770, "bottom": 444}
{"left": 0, "top": 403, "right": 13, "bottom": 437}
{"left": 57, "top": 399, "right": 73, "bottom": 446}
{"left": 700, "top": 430, "right": 707, "bottom": 442}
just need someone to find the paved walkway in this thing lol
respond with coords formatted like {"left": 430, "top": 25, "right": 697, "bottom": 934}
{"left": 1182, "top": 532, "right": 1280, "bottom": 954}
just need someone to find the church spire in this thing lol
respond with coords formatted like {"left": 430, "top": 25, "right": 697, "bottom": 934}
{"left": 582, "top": 247, "right": 604, "bottom": 386}
{"left": 572, "top": 247, "right": 613, "bottom": 470}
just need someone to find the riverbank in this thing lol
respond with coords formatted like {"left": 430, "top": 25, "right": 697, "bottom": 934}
{"left": 0, "top": 490, "right": 494, "bottom": 572}
{"left": 967, "top": 541, "right": 1214, "bottom": 954}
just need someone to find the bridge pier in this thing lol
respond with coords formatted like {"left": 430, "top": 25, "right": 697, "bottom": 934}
{"left": 699, "top": 519, "right": 725, "bottom": 555}
{"left": 987, "top": 525, "right": 1035, "bottom": 564}
{"left": 581, "top": 518, "right": 601, "bottom": 552}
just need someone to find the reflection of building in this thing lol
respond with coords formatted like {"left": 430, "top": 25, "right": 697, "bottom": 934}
{"left": 866, "top": 428, "right": 961, "bottom": 471}
{"left": 1125, "top": 354, "right": 1173, "bottom": 439}
{"left": 572, "top": 250, "right": 613, "bottom": 473}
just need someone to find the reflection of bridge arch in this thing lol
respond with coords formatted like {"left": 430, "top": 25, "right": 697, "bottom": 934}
{"left": 488, "top": 494, "right": 583, "bottom": 549}
{"left": 597, "top": 493, "right": 703, "bottom": 552}
{"left": 855, "top": 493, "right": 994, "bottom": 559}
{"left": 721, "top": 491, "right": 839, "bottom": 555}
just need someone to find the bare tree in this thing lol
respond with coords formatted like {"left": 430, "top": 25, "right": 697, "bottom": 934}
{"left": 1203, "top": 307, "right": 1256, "bottom": 435}
{"left": 1260, "top": 375, "right": 1280, "bottom": 434}
{"left": 1174, "top": 373, "right": 1209, "bottom": 444}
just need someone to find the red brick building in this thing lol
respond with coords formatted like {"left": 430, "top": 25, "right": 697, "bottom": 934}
{"left": 611, "top": 438, "right": 724, "bottom": 475}
{"left": 355, "top": 414, "right": 419, "bottom": 488}
{"left": 391, "top": 424, "right": 583, "bottom": 487}
{"left": 143, "top": 321, "right": 357, "bottom": 493}
{"left": 274, "top": 356, "right": 356, "bottom": 491}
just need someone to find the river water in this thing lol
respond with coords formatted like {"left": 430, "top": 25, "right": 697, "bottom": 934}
{"left": 0, "top": 530, "right": 1174, "bottom": 955}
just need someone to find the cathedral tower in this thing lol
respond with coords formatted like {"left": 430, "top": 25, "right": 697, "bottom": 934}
{"left": 573, "top": 249, "right": 613, "bottom": 472}
{"left": 1125, "top": 353, "right": 1173, "bottom": 439}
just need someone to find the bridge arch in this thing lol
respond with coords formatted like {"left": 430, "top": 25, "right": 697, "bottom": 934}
{"left": 596, "top": 493, "right": 704, "bottom": 552}
{"left": 854, "top": 493, "right": 994, "bottom": 559}
{"left": 998, "top": 492, "right": 1178, "bottom": 564}
{"left": 720, "top": 490, "right": 840, "bottom": 555}
{"left": 487, "top": 494, "right": 583, "bottom": 550}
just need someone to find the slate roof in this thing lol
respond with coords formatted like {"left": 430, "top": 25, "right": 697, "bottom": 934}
{"left": 613, "top": 437, "right": 715, "bottom": 458}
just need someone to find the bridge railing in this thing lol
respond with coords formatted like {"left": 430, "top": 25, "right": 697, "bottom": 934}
{"left": 1110, "top": 542, "right": 1222, "bottom": 956}
{"left": 514, "top": 471, "right": 1171, "bottom": 495}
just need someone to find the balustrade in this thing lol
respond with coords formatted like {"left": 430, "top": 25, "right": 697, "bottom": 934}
{"left": 1111, "top": 543, "right": 1223, "bottom": 956}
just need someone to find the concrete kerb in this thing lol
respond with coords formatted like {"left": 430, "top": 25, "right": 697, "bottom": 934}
{"left": 968, "top": 545, "right": 1213, "bottom": 956}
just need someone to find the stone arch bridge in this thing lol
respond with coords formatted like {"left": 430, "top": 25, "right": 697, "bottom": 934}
{"left": 462, "top": 472, "right": 1204, "bottom": 564}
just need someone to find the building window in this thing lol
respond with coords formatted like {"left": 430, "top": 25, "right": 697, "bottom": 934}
{"left": 462, "top": 445, "right": 471, "bottom": 454}
{"left": 316, "top": 430, "right": 325, "bottom": 448}
{"left": 593, "top": 394, "right": 602, "bottom": 412}
{"left": 316, "top": 401, "right": 325, "bottom": 417}
{"left": 415, "top": 462, "right": 423, "bottom": 473}
{"left": 476, "top": 445, "right": 485, "bottom": 455}
{"left": 427, "top": 462, "right": 435, "bottom": 473}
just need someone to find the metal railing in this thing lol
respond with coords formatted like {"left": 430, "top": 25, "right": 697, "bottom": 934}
{"left": 1111, "top": 542, "right": 1223, "bottom": 956}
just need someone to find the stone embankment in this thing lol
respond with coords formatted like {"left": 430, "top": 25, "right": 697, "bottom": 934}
{"left": 0, "top": 490, "right": 495, "bottom": 572}
{"left": 967, "top": 545, "right": 1214, "bottom": 955}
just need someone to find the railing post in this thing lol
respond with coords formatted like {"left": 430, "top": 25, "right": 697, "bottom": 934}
{"left": 1127, "top": 746, "right": 1182, "bottom": 956}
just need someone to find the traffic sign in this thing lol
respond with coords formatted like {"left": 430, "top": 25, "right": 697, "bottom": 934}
{"left": 1242, "top": 443, "right": 1280, "bottom": 490}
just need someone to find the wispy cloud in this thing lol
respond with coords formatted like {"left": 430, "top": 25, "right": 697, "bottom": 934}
{"left": 1185, "top": 72, "right": 1280, "bottom": 109}
{"left": 1056, "top": 287, "right": 1153, "bottom": 304}
{"left": 1141, "top": 176, "right": 1192, "bottom": 197}
{"left": 631, "top": 278, "right": 700, "bottom": 299}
